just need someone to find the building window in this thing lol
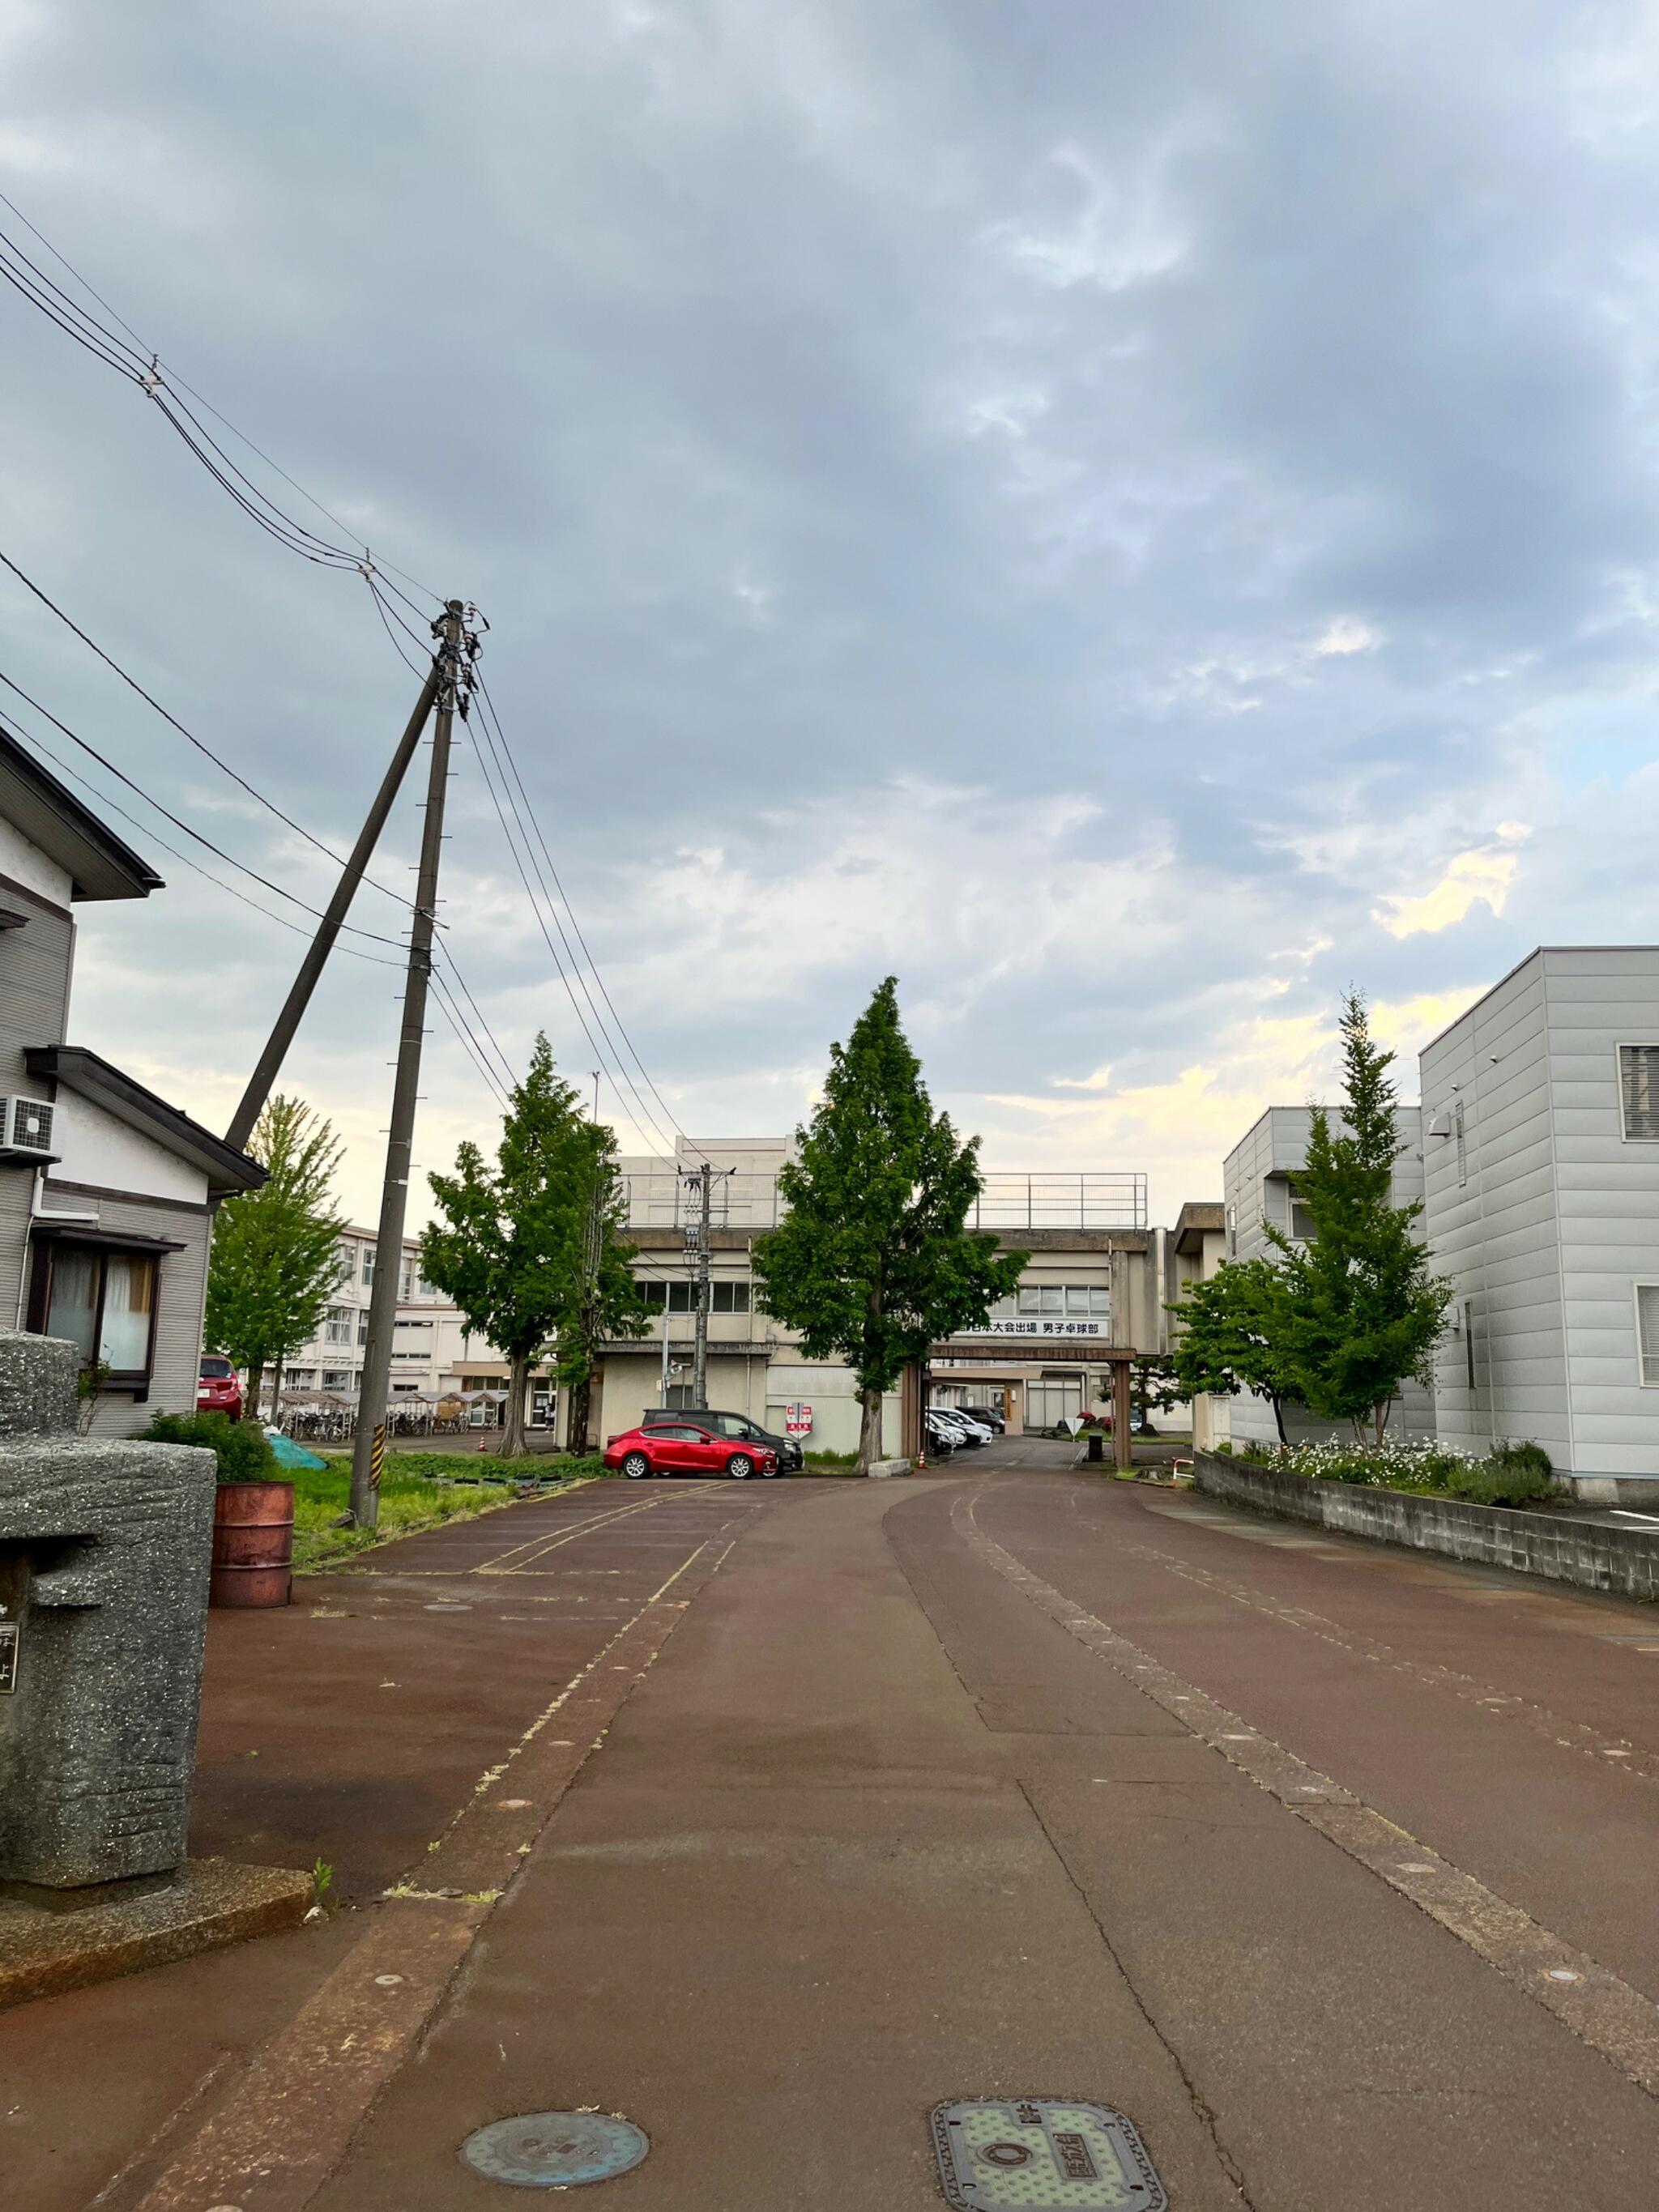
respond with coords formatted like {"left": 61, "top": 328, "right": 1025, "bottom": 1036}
{"left": 357, "top": 1311, "right": 370, "bottom": 1345}
{"left": 1618, "top": 1046, "right": 1659, "bottom": 1140}
{"left": 1290, "top": 1202, "right": 1317, "bottom": 1243}
{"left": 362, "top": 1245, "right": 377, "bottom": 1285}
{"left": 636, "top": 1278, "right": 699, "bottom": 1312}
{"left": 1226, "top": 1204, "right": 1237, "bottom": 1257}
{"left": 285, "top": 1367, "right": 316, "bottom": 1390}
{"left": 324, "top": 1306, "right": 352, "bottom": 1345}
{"left": 1464, "top": 1300, "right": 1477, "bottom": 1391}
{"left": 321, "top": 1369, "right": 352, "bottom": 1393}
{"left": 36, "top": 1245, "right": 160, "bottom": 1387}
{"left": 710, "top": 1282, "right": 751, "bottom": 1314}
{"left": 1064, "top": 1286, "right": 1111, "bottom": 1316}
{"left": 1636, "top": 1285, "right": 1659, "bottom": 1386}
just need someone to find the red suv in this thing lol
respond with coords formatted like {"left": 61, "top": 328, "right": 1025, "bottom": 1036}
{"left": 604, "top": 1420, "right": 778, "bottom": 1480}
{"left": 198, "top": 1355, "right": 244, "bottom": 1420}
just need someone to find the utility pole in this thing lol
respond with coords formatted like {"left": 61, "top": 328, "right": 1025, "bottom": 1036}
{"left": 224, "top": 654, "right": 442, "bottom": 1154}
{"left": 683, "top": 1160, "right": 733, "bottom": 1409}
{"left": 349, "top": 600, "right": 471, "bottom": 1528}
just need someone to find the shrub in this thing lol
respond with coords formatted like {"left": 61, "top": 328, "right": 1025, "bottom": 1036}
{"left": 143, "top": 1409, "right": 277, "bottom": 1483}
{"left": 1242, "top": 1433, "right": 1555, "bottom": 1507}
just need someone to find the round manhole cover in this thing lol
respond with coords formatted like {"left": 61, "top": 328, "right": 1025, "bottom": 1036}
{"left": 460, "top": 2112, "right": 650, "bottom": 2189}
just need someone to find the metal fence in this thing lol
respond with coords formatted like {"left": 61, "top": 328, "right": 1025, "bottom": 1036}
{"left": 620, "top": 1170, "right": 1147, "bottom": 1234}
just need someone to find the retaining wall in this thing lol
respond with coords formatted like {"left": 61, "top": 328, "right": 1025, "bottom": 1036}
{"left": 1192, "top": 1451, "right": 1659, "bottom": 1603}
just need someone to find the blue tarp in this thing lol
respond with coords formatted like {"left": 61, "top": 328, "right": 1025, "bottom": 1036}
{"left": 268, "top": 1432, "right": 328, "bottom": 1472}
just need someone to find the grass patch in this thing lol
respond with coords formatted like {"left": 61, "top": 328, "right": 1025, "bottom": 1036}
{"left": 291, "top": 1451, "right": 604, "bottom": 1571}
{"left": 803, "top": 1447, "right": 860, "bottom": 1469}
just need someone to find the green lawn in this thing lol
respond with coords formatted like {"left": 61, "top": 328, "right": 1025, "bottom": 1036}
{"left": 292, "top": 1450, "right": 607, "bottom": 1570}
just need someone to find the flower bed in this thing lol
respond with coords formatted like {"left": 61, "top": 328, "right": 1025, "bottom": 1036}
{"left": 1230, "top": 1434, "right": 1555, "bottom": 1508}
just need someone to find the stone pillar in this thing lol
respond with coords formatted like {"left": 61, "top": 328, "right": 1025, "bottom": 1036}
{"left": 0, "top": 1332, "right": 216, "bottom": 1889}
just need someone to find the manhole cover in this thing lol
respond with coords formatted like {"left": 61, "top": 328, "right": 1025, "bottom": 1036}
{"left": 932, "top": 2100, "right": 1166, "bottom": 2210}
{"left": 460, "top": 2111, "right": 650, "bottom": 2189}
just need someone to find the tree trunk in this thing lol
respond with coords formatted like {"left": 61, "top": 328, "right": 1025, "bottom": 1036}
{"left": 501, "top": 1352, "right": 531, "bottom": 1461}
{"left": 567, "top": 1369, "right": 591, "bottom": 1457}
{"left": 268, "top": 1349, "right": 286, "bottom": 1430}
{"left": 857, "top": 1383, "right": 885, "bottom": 1473}
{"left": 243, "top": 1357, "right": 265, "bottom": 1423}
{"left": 1271, "top": 1393, "right": 1287, "bottom": 1447}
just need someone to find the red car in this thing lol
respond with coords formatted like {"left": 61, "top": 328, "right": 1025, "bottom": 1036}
{"left": 198, "top": 1355, "right": 244, "bottom": 1420}
{"left": 604, "top": 1419, "right": 778, "bottom": 1481}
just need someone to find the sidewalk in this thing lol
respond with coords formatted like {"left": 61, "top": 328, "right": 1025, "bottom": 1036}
{"left": 2, "top": 1475, "right": 764, "bottom": 2212}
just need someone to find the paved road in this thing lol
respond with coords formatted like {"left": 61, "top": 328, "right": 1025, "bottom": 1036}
{"left": 13, "top": 1449, "right": 1659, "bottom": 2209}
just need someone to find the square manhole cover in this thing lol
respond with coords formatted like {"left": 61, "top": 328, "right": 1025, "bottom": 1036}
{"left": 932, "top": 2100, "right": 1166, "bottom": 2210}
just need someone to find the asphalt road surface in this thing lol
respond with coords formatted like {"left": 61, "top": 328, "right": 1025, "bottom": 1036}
{"left": 15, "top": 1445, "right": 1659, "bottom": 2210}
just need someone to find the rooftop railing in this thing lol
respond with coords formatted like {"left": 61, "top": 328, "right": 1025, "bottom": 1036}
{"left": 619, "top": 1170, "right": 1147, "bottom": 1233}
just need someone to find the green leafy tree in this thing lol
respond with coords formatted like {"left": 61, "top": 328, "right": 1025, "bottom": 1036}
{"left": 1268, "top": 992, "right": 1453, "bottom": 1444}
{"left": 1127, "top": 1353, "right": 1180, "bottom": 1431}
{"left": 753, "top": 978, "right": 1026, "bottom": 1471}
{"left": 420, "top": 1036, "right": 648, "bottom": 1460}
{"left": 1166, "top": 1257, "right": 1299, "bottom": 1446}
{"left": 206, "top": 1095, "right": 343, "bottom": 1423}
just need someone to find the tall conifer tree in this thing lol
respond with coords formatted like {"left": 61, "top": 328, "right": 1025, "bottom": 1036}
{"left": 753, "top": 979, "right": 1026, "bottom": 1470}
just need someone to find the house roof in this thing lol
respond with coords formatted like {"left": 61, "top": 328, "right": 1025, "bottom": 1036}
{"left": 0, "top": 724, "right": 163, "bottom": 901}
{"left": 25, "top": 1046, "right": 265, "bottom": 1198}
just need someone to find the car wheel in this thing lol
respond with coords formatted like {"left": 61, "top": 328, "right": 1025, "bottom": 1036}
{"left": 761, "top": 1460, "right": 779, "bottom": 1478}
{"left": 622, "top": 1451, "right": 651, "bottom": 1480}
{"left": 726, "top": 1452, "right": 755, "bottom": 1479}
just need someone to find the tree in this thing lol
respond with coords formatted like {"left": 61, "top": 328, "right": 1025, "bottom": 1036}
{"left": 1166, "top": 1257, "right": 1299, "bottom": 1446}
{"left": 206, "top": 1095, "right": 344, "bottom": 1422}
{"left": 752, "top": 978, "right": 1026, "bottom": 1471}
{"left": 1268, "top": 991, "right": 1452, "bottom": 1444}
{"left": 420, "top": 1036, "right": 649, "bottom": 1460}
{"left": 1127, "top": 1353, "right": 1181, "bottom": 1432}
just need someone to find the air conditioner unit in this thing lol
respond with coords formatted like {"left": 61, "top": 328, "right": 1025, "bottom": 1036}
{"left": 1, "top": 1094, "right": 55, "bottom": 1156}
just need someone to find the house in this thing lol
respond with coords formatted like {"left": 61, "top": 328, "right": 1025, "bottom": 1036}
{"left": 1420, "top": 947, "right": 1659, "bottom": 1502}
{"left": 0, "top": 727, "right": 263, "bottom": 1434}
{"left": 1219, "top": 1103, "right": 1433, "bottom": 1451}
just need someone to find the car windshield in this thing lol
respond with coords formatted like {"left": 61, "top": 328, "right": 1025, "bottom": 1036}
{"left": 201, "top": 1359, "right": 232, "bottom": 1378}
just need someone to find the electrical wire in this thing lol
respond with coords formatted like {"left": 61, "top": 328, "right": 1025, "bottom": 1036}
{"left": 0, "top": 700, "right": 398, "bottom": 968}
{"left": 459, "top": 699, "right": 679, "bottom": 1162}
{"left": 0, "top": 661, "right": 414, "bottom": 948}
{"left": 464, "top": 686, "right": 683, "bottom": 1159}
{"left": 429, "top": 968, "right": 511, "bottom": 1110}
{"left": 474, "top": 672, "right": 697, "bottom": 1157}
{"left": 0, "top": 544, "right": 437, "bottom": 927}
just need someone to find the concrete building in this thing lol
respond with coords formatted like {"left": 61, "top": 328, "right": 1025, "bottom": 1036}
{"left": 0, "top": 727, "right": 263, "bottom": 1435}
{"left": 1219, "top": 1103, "right": 1432, "bottom": 1450}
{"left": 1167, "top": 1200, "right": 1228, "bottom": 1450}
{"left": 273, "top": 1222, "right": 555, "bottom": 1424}
{"left": 600, "top": 1140, "right": 1158, "bottom": 1453}
{"left": 1419, "top": 947, "right": 1659, "bottom": 1502}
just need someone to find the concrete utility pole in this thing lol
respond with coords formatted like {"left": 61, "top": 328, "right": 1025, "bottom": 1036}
{"left": 683, "top": 1161, "right": 733, "bottom": 1409}
{"left": 224, "top": 654, "right": 442, "bottom": 1155}
{"left": 350, "top": 601, "right": 471, "bottom": 1529}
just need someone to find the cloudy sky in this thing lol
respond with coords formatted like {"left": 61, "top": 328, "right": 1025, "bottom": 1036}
{"left": 2, "top": 1, "right": 1657, "bottom": 1225}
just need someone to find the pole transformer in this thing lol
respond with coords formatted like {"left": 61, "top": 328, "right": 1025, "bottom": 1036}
{"left": 349, "top": 600, "right": 473, "bottom": 1528}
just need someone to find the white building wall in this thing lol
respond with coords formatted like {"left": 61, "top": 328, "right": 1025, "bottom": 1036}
{"left": 1420, "top": 954, "right": 1564, "bottom": 1464}
{"left": 49, "top": 1089, "right": 209, "bottom": 1206}
{"left": 1222, "top": 1103, "right": 1431, "bottom": 1448}
{"left": 1546, "top": 949, "right": 1659, "bottom": 1482}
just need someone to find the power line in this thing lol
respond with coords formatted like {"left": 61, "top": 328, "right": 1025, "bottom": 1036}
{"left": 474, "top": 671, "right": 696, "bottom": 1157}
{"left": 0, "top": 544, "right": 431, "bottom": 922}
{"left": 458, "top": 695, "right": 679, "bottom": 1162}
{"left": 0, "top": 661, "right": 412, "bottom": 948}
{"left": 0, "top": 700, "right": 396, "bottom": 968}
